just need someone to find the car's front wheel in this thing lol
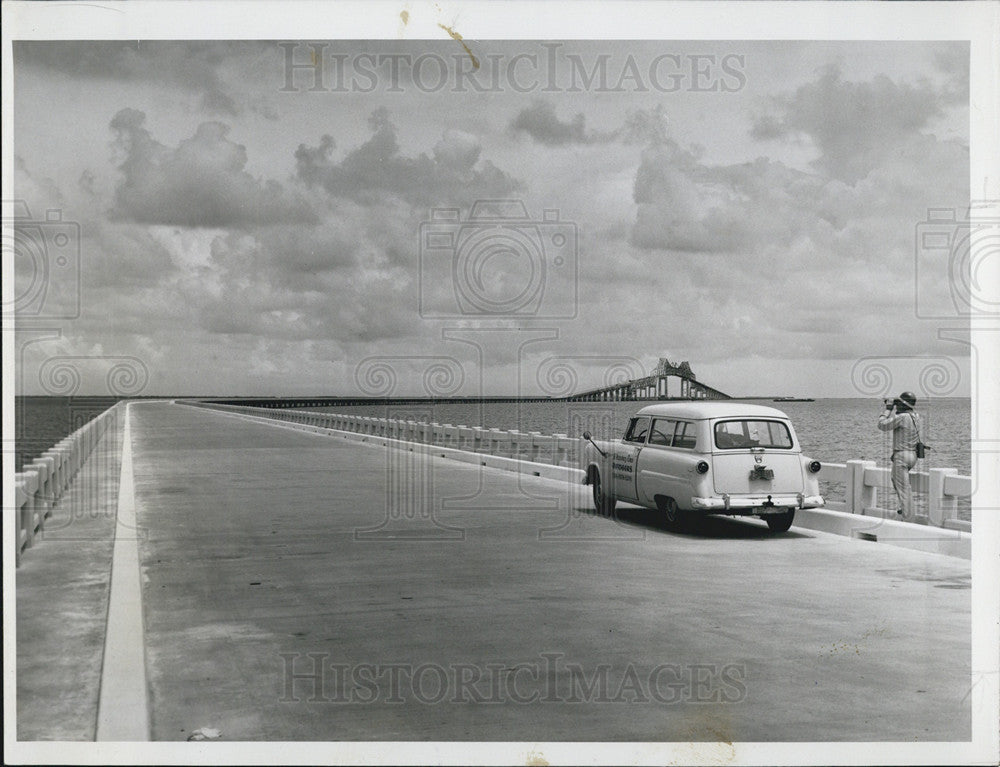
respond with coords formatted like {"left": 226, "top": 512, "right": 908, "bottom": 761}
{"left": 592, "top": 470, "right": 616, "bottom": 516}
{"left": 765, "top": 509, "right": 795, "bottom": 532}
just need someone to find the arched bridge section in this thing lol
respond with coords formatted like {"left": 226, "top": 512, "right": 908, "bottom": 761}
{"left": 567, "top": 357, "right": 730, "bottom": 402}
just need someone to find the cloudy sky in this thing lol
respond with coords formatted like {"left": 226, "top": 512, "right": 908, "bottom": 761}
{"left": 11, "top": 38, "right": 970, "bottom": 397}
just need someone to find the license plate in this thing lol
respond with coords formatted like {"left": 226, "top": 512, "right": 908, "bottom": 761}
{"left": 749, "top": 466, "right": 774, "bottom": 481}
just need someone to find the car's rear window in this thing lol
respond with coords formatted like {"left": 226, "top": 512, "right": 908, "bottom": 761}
{"left": 714, "top": 420, "right": 793, "bottom": 449}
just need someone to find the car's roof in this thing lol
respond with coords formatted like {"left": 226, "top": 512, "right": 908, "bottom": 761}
{"left": 634, "top": 401, "right": 791, "bottom": 420}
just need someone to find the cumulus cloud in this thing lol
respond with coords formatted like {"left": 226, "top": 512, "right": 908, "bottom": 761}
{"left": 631, "top": 141, "right": 764, "bottom": 253}
{"left": 11, "top": 41, "right": 973, "bottom": 395}
{"left": 751, "top": 64, "right": 965, "bottom": 182}
{"left": 508, "top": 100, "right": 617, "bottom": 145}
{"left": 15, "top": 40, "right": 249, "bottom": 115}
{"left": 189, "top": 237, "right": 417, "bottom": 343}
{"left": 12, "top": 156, "right": 176, "bottom": 310}
{"left": 632, "top": 62, "right": 968, "bottom": 257}
{"left": 294, "top": 108, "right": 521, "bottom": 207}
{"left": 187, "top": 192, "right": 423, "bottom": 343}
{"left": 109, "top": 109, "right": 316, "bottom": 227}
{"left": 623, "top": 64, "right": 968, "bottom": 365}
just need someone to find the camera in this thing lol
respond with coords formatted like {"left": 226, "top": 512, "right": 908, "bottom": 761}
{"left": 914, "top": 203, "right": 1000, "bottom": 319}
{"left": 2, "top": 200, "right": 81, "bottom": 319}
{"left": 419, "top": 200, "right": 578, "bottom": 318}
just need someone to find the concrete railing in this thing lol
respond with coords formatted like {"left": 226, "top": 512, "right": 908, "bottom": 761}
{"left": 816, "top": 460, "right": 971, "bottom": 531}
{"left": 182, "top": 401, "right": 582, "bottom": 468}
{"left": 182, "top": 402, "right": 973, "bottom": 532}
{"left": 14, "top": 403, "right": 122, "bottom": 566}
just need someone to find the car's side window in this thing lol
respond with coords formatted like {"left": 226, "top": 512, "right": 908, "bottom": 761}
{"left": 624, "top": 417, "right": 651, "bottom": 443}
{"left": 648, "top": 418, "right": 676, "bottom": 446}
{"left": 674, "top": 421, "right": 697, "bottom": 449}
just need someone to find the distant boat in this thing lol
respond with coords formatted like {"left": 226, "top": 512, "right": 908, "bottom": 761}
{"left": 773, "top": 396, "right": 815, "bottom": 402}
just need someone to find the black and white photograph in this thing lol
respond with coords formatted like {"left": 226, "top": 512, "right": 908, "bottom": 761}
{"left": 3, "top": 1, "right": 998, "bottom": 764}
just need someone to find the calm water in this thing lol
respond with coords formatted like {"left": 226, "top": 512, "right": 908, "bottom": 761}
{"left": 14, "top": 396, "right": 121, "bottom": 472}
{"left": 17, "top": 396, "right": 971, "bottom": 518}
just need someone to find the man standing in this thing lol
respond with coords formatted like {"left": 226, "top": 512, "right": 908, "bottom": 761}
{"left": 877, "top": 391, "right": 923, "bottom": 520}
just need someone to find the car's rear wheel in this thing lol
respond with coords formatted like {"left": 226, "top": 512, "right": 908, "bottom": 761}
{"left": 765, "top": 509, "right": 795, "bottom": 532}
{"left": 661, "top": 497, "right": 690, "bottom": 528}
{"left": 592, "top": 470, "right": 616, "bottom": 516}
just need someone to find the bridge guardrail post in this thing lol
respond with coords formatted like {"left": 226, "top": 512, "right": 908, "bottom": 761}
{"left": 928, "top": 468, "right": 959, "bottom": 527}
{"left": 845, "top": 459, "right": 877, "bottom": 515}
{"left": 58, "top": 438, "right": 77, "bottom": 479}
{"left": 16, "top": 475, "right": 37, "bottom": 560}
{"left": 499, "top": 431, "right": 514, "bottom": 458}
{"left": 30, "top": 458, "right": 54, "bottom": 524}
{"left": 483, "top": 428, "right": 497, "bottom": 454}
{"left": 508, "top": 431, "right": 523, "bottom": 459}
{"left": 528, "top": 432, "right": 544, "bottom": 463}
{"left": 39, "top": 452, "right": 60, "bottom": 498}
{"left": 46, "top": 448, "right": 71, "bottom": 495}
{"left": 552, "top": 434, "right": 570, "bottom": 466}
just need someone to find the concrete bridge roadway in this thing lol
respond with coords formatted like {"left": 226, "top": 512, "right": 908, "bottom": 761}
{"left": 17, "top": 400, "right": 971, "bottom": 742}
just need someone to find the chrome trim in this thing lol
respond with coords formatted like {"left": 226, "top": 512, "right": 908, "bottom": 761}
{"left": 691, "top": 494, "right": 825, "bottom": 511}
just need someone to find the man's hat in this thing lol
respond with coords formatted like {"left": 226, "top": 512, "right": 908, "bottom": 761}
{"left": 898, "top": 391, "right": 917, "bottom": 406}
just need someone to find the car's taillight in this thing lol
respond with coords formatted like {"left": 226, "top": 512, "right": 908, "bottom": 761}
{"left": 696, "top": 461, "right": 710, "bottom": 474}
{"left": 808, "top": 460, "right": 821, "bottom": 473}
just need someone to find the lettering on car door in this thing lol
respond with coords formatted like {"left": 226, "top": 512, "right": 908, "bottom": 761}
{"left": 613, "top": 416, "right": 649, "bottom": 501}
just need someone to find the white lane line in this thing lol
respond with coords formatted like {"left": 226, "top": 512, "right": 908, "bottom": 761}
{"left": 96, "top": 402, "right": 150, "bottom": 741}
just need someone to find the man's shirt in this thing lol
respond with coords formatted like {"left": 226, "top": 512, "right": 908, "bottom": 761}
{"left": 878, "top": 410, "right": 922, "bottom": 452}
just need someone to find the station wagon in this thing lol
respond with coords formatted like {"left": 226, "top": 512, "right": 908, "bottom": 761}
{"left": 581, "top": 402, "right": 824, "bottom": 532}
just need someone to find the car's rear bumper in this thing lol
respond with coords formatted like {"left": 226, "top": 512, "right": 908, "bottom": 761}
{"left": 690, "top": 494, "right": 825, "bottom": 512}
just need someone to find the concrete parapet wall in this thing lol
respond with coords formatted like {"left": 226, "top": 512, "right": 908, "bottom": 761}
{"left": 795, "top": 508, "right": 970, "bottom": 560}
{"left": 14, "top": 402, "right": 122, "bottom": 566}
